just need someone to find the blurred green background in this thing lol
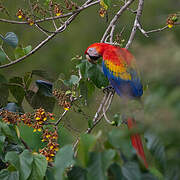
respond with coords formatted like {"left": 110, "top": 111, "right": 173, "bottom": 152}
{"left": 0, "top": 0, "right": 180, "bottom": 174}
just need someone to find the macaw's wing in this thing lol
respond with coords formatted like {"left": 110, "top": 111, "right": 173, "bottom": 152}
{"left": 102, "top": 47, "right": 143, "bottom": 98}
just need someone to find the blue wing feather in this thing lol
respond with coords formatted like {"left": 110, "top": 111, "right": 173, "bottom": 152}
{"left": 102, "top": 61, "right": 143, "bottom": 98}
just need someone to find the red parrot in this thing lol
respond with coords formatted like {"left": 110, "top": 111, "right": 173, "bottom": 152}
{"left": 85, "top": 43, "right": 148, "bottom": 168}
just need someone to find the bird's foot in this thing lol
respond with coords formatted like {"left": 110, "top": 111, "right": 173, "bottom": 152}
{"left": 103, "top": 85, "right": 115, "bottom": 94}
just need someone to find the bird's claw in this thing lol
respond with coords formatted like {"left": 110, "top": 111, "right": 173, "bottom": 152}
{"left": 103, "top": 85, "right": 115, "bottom": 94}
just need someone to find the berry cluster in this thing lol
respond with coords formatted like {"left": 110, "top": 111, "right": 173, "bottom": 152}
{"left": 0, "top": 110, "right": 21, "bottom": 125}
{"left": 53, "top": 89, "right": 72, "bottom": 110}
{"left": 0, "top": 108, "right": 54, "bottom": 132}
{"left": 16, "top": 9, "right": 34, "bottom": 25}
{"left": 166, "top": 14, "right": 178, "bottom": 28}
{"left": 39, "top": 129, "right": 59, "bottom": 162}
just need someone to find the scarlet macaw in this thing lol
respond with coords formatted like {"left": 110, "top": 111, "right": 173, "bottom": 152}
{"left": 85, "top": 43, "right": 148, "bottom": 168}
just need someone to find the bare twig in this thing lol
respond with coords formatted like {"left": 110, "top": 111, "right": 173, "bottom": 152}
{"left": 0, "top": 0, "right": 100, "bottom": 69}
{"left": 103, "top": 92, "right": 114, "bottom": 124}
{"left": 54, "top": 110, "right": 68, "bottom": 126}
{"left": 34, "top": 24, "right": 50, "bottom": 36}
{"left": 20, "top": 137, "right": 32, "bottom": 152}
{"left": 125, "top": 0, "right": 144, "bottom": 49}
{"left": 101, "top": 0, "right": 135, "bottom": 43}
{"left": 0, "top": 46, "right": 12, "bottom": 62}
{"left": 0, "top": 0, "right": 99, "bottom": 25}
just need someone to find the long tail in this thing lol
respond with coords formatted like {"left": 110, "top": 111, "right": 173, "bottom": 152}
{"left": 127, "top": 118, "right": 148, "bottom": 169}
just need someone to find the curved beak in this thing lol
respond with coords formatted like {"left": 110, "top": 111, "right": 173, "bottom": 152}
{"left": 85, "top": 54, "right": 97, "bottom": 64}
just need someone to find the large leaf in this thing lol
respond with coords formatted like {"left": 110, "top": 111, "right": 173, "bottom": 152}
{"left": 87, "top": 64, "right": 109, "bottom": 89}
{"left": 0, "top": 135, "right": 5, "bottom": 154}
{"left": 0, "top": 169, "right": 19, "bottom": 180}
{"left": 28, "top": 153, "right": 47, "bottom": 180}
{"left": 108, "top": 163, "right": 123, "bottom": 180}
{"left": 77, "top": 134, "right": 97, "bottom": 168}
{"left": 5, "top": 151, "right": 20, "bottom": 170}
{"left": 0, "top": 122, "right": 18, "bottom": 142}
{"left": 54, "top": 144, "right": 75, "bottom": 180}
{"left": 79, "top": 79, "right": 95, "bottom": 104}
{"left": 23, "top": 72, "right": 32, "bottom": 90}
{"left": 8, "top": 77, "right": 25, "bottom": 105}
{"left": 121, "top": 162, "right": 141, "bottom": 180}
{"left": 1, "top": 32, "right": 18, "bottom": 48}
{"left": 63, "top": 75, "right": 79, "bottom": 87}
{"left": 0, "top": 74, "right": 9, "bottom": 107}
{"left": 0, "top": 50, "right": 6, "bottom": 64}
{"left": 19, "top": 150, "right": 33, "bottom": 180}
{"left": 108, "top": 128, "right": 132, "bottom": 158}
{"left": 144, "top": 131, "right": 166, "bottom": 167}
{"left": 67, "top": 166, "right": 87, "bottom": 180}
{"left": 76, "top": 60, "right": 92, "bottom": 79}
{"left": 86, "top": 150, "right": 116, "bottom": 180}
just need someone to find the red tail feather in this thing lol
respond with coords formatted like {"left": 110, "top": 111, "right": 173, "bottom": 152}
{"left": 127, "top": 118, "right": 148, "bottom": 169}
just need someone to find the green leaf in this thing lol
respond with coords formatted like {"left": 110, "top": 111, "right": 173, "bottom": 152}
{"left": 23, "top": 72, "right": 32, "bottom": 90}
{"left": 64, "top": 75, "right": 79, "bottom": 87}
{"left": 87, "top": 64, "right": 109, "bottom": 89}
{"left": 0, "top": 74, "right": 9, "bottom": 107}
{"left": 23, "top": 45, "right": 32, "bottom": 54}
{"left": 0, "top": 169, "right": 19, "bottom": 180}
{"left": 8, "top": 77, "right": 25, "bottom": 105}
{"left": 79, "top": 80, "right": 95, "bottom": 104}
{"left": 144, "top": 131, "right": 166, "bottom": 167}
{"left": 87, "top": 150, "right": 116, "bottom": 180}
{"left": 108, "top": 129, "right": 132, "bottom": 158}
{"left": 108, "top": 163, "right": 123, "bottom": 180}
{"left": 121, "top": 162, "right": 141, "bottom": 180}
{"left": 54, "top": 144, "right": 75, "bottom": 180}
{"left": 0, "top": 135, "right": 5, "bottom": 154}
{"left": 19, "top": 150, "right": 33, "bottom": 180}
{"left": 14, "top": 45, "right": 32, "bottom": 59}
{"left": 5, "top": 150, "right": 34, "bottom": 180}
{"left": 77, "top": 134, "right": 97, "bottom": 168}
{"left": 0, "top": 50, "right": 6, "bottom": 63}
{"left": 5, "top": 151, "right": 20, "bottom": 170}
{"left": 29, "top": 153, "right": 47, "bottom": 180}
{"left": 1, "top": 32, "right": 18, "bottom": 48}
{"left": 0, "top": 122, "right": 17, "bottom": 141}
{"left": 14, "top": 47, "right": 25, "bottom": 59}
{"left": 67, "top": 166, "right": 87, "bottom": 180}
{"left": 76, "top": 60, "right": 92, "bottom": 78}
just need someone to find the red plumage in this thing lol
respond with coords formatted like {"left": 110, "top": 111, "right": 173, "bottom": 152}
{"left": 85, "top": 43, "right": 148, "bottom": 168}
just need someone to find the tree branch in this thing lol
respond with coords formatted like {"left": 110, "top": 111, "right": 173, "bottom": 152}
{"left": 0, "top": 0, "right": 100, "bottom": 69}
{"left": 101, "top": 0, "right": 135, "bottom": 43}
{"left": 125, "top": 0, "right": 144, "bottom": 49}
{"left": 0, "top": 0, "right": 99, "bottom": 25}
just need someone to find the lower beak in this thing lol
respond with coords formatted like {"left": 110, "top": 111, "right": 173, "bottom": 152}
{"left": 86, "top": 54, "right": 97, "bottom": 64}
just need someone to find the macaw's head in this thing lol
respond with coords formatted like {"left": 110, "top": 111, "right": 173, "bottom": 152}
{"left": 85, "top": 43, "right": 106, "bottom": 64}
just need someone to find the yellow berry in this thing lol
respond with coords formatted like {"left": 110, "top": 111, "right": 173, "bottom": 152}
{"left": 168, "top": 24, "right": 173, "bottom": 28}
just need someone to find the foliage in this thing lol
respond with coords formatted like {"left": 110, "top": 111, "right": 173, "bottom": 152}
{"left": 0, "top": 0, "right": 180, "bottom": 180}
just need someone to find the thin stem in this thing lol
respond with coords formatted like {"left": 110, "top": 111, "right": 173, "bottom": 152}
{"left": 125, "top": 0, "right": 144, "bottom": 49}
{"left": 101, "top": 0, "right": 135, "bottom": 43}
